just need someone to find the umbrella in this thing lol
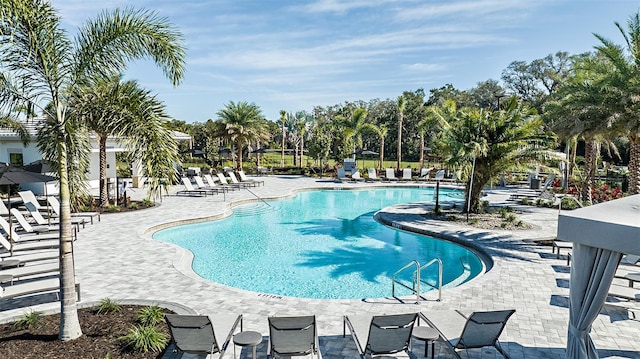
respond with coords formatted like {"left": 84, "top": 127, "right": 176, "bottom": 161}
{"left": 22, "top": 159, "right": 54, "bottom": 174}
{"left": 350, "top": 149, "right": 379, "bottom": 169}
{"left": 0, "top": 163, "right": 57, "bottom": 254}
{"left": 181, "top": 148, "right": 205, "bottom": 158}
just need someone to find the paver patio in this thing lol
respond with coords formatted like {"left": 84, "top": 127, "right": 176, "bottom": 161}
{"left": 1, "top": 175, "right": 638, "bottom": 358}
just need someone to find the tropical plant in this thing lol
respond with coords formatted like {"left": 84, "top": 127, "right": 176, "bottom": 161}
{"left": 215, "top": 101, "right": 268, "bottom": 171}
{"left": 436, "top": 97, "right": 556, "bottom": 212}
{"left": 279, "top": 110, "right": 286, "bottom": 167}
{"left": 14, "top": 310, "right": 44, "bottom": 331}
{"left": 336, "top": 108, "right": 377, "bottom": 160}
{"left": 118, "top": 325, "right": 168, "bottom": 353}
{"left": 96, "top": 298, "right": 121, "bottom": 315}
{"left": 0, "top": 1, "right": 185, "bottom": 340}
{"left": 69, "top": 74, "right": 179, "bottom": 207}
{"left": 137, "top": 305, "right": 165, "bottom": 326}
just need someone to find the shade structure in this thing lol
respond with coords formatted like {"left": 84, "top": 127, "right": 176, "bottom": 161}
{"left": 22, "top": 159, "right": 54, "bottom": 174}
{"left": 557, "top": 194, "right": 640, "bottom": 359}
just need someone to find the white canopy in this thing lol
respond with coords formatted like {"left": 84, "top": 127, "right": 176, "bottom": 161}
{"left": 556, "top": 194, "right": 640, "bottom": 359}
{"left": 557, "top": 194, "right": 640, "bottom": 255}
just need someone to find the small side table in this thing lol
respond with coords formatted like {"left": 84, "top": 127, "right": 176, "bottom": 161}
{"left": 0, "top": 274, "right": 14, "bottom": 285}
{"left": 0, "top": 259, "right": 21, "bottom": 269}
{"left": 412, "top": 326, "right": 439, "bottom": 359}
{"left": 233, "top": 330, "right": 262, "bottom": 359}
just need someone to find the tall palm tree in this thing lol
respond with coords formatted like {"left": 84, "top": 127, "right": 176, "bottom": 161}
{"left": 337, "top": 108, "right": 376, "bottom": 159}
{"left": 0, "top": 1, "right": 185, "bottom": 340}
{"left": 396, "top": 95, "right": 405, "bottom": 170}
{"left": 593, "top": 11, "right": 640, "bottom": 194}
{"left": 279, "top": 110, "right": 286, "bottom": 167}
{"left": 215, "top": 101, "right": 268, "bottom": 171}
{"left": 69, "top": 74, "right": 179, "bottom": 207}
{"left": 366, "top": 123, "right": 388, "bottom": 171}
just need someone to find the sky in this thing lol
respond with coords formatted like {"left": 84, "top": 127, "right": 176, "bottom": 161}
{"left": 52, "top": 0, "right": 640, "bottom": 123}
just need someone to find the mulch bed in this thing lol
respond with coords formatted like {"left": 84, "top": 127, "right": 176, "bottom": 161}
{"left": 421, "top": 208, "right": 533, "bottom": 230}
{"left": 0, "top": 305, "right": 171, "bottom": 359}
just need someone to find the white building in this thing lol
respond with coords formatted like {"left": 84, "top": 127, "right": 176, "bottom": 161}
{"left": 0, "top": 118, "right": 191, "bottom": 195}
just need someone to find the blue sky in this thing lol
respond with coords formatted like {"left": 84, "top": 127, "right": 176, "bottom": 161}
{"left": 53, "top": 0, "right": 640, "bottom": 123}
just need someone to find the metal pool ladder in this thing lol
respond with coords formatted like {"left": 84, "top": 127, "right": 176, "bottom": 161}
{"left": 391, "top": 258, "right": 443, "bottom": 303}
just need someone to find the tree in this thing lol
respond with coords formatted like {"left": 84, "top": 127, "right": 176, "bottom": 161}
{"left": 396, "top": 95, "right": 405, "bottom": 170}
{"left": 436, "top": 97, "right": 555, "bottom": 212}
{"left": 592, "top": 11, "right": 640, "bottom": 194}
{"left": 279, "top": 110, "right": 286, "bottom": 167}
{"left": 215, "top": 101, "right": 268, "bottom": 171}
{"left": 68, "top": 74, "right": 179, "bottom": 207}
{"left": 336, "top": 108, "right": 376, "bottom": 159}
{"left": 0, "top": 1, "right": 185, "bottom": 340}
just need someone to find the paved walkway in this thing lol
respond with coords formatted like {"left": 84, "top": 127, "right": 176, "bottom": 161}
{"left": 1, "top": 175, "right": 639, "bottom": 358}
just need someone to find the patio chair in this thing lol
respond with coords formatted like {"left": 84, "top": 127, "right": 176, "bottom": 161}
{"left": 366, "top": 168, "right": 381, "bottom": 182}
{"left": 165, "top": 313, "right": 243, "bottom": 357}
{"left": 228, "top": 171, "right": 258, "bottom": 188}
{"left": 217, "top": 173, "right": 245, "bottom": 189}
{"left": 401, "top": 168, "right": 412, "bottom": 181}
{"left": 417, "top": 167, "right": 433, "bottom": 181}
{"left": 268, "top": 315, "right": 321, "bottom": 358}
{"left": 24, "top": 202, "right": 85, "bottom": 230}
{"left": 18, "top": 190, "right": 47, "bottom": 212}
{"left": 343, "top": 312, "right": 418, "bottom": 359}
{"left": 0, "top": 276, "right": 80, "bottom": 301}
{"left": 204, "top": 174, "right": 235, "bottom": 192}
{"left": 419, "top": 309, "right": 515, "bottom": 358}
{"left": 177, "top": 177, "right": 209, "bottom": 197}
{"left": 193, "top": 176, "right": 225, "bottom": 195}
{"left": 239, "top": 170, "right": 265, "bottom": 186}
{"left": 385, "top": 168, "right": 399, "bottom": 181}
{"left": 351, "top": 170, "right": 366, "bottom": 182}
{"left": 47, "top": 196, "right": 100, "bottom": 224}
{"left": 336, "top": 168, "right": 350, "bottom": 183}
{"left": 10, "top": 208, "right": 59, "bottom": 235}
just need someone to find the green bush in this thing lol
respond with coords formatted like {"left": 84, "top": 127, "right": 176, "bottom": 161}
{"left": 119, "top": 325, "right": 167, "bottom": 353}
{"left": 14, "top": 310, "right": 43, "bottom": 331}
{"left": 140, "top": 199, "right": 154, "bottom": 207}
{"left": 469, "top": 218, "right": 479, "bottom": 225}
{"left": 128, "top": 203, "right": 139, "bottom": 210}
{"left": 96, "top": 298, "right": 121, "bottom": 314}
{"left": 106, "top": 204, "right": 120, "bottom": 212}
{"left": 137, "top": 305, "right": 165, "bottom": 326}
{"left": 504, "top": 214, "right": 517, "bottom": 222}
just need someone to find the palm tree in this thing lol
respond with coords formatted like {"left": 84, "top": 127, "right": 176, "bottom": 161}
{"left": 279, "top": 110, "right": 286, "bottom": 167}
{"left": 396, "top": 95, "right": 405, "bottom": 170}
{"left": 68, "top": 74, "right": 179, "bottom": 207}
{"left": 0, "top": 1, "right": 185, "bottom": 340}
{"left": 592, "top": 11, "right": 640, "bottom": 194}
{"left": 215, "top": 101, "right": 268, "bottom": 171}
{"left": 337, "top": 108, "right": 377, "bottom": 159}
{"left": 370, "top": 124, "right": 388, "bottom": 171}
{"left": 437, "top": 97, "right": 555, "bottom": 212}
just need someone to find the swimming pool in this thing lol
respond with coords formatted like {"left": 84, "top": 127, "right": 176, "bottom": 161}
{"left": 153, "top": 188, "right": 484, "bottom": 299}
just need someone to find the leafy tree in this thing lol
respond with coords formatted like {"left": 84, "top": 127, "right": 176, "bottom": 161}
{"left": 0, "top": 1, "right": 185, "bottom": 340}
{"left": 279, "top": 110, "right": 286, "bottom": 167}
{"left": 436, "top": 97, "right": 555, "bottom": 212}
{"left": 396, "top": 96, "right": 405, "bottom": 170}
{"left": 215, "top": 101, "right": 269, "bottom": 171}
{"left": 69, "top": 74, "right": 178, "bottom": 207}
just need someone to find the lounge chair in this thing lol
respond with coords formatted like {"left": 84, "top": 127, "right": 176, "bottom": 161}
{"left": 336, "top": 168, "right": 351, "bottom": 183}
{"left": 366, "top": 168, "right": 381, "bottom": 182}
{"left": 10, "top": 208, "right": 61, "bottom": 236}
{"left": 401, "top": 168, "right": 412, "bottom": 181}
{"left": 343, "top": 313, "right": 418, "bottom": 359}
{"left": 0, "top": 276, "right": 80, "bottom": 301}
{"left": 385, "top": 168, "right": 399, "bottom": 181}
{"left": 1, "top": 250, "right": 58, "bottom": 265}
{"left": 47, "top": 196, "right": 100, "bottom": 224}
{"left": 434, "top": 170, "right": 445, "bottom": 181}
{"left": 0, "top": 261, "right": 59, "bottom": 282}
{"left": 417, "top": 168, "right": 433, "bottom": 181}
{"left": 268, "top": 315, "right": 321, "bottom": 359}
{"left": 18, "top": 190, "right": 47, "bottom": 212}
{"left": 24, "top": 202, "right": 85, "bottom": 230}
{"left": 217, "top": 173, "right": 245, "bottom": 189}
{"left": 419, "top": 309, "right": 515, "bottom": 359}
{"left": 228, "top": 172, "right": 258, "bottom": 188}
{"left": 177, "top": 177, "right": 209, "bottom": 197}
{"left": 351, "top": 170, "right": 366, "bottom": 182}
{"left": 204, "top": 174, "right": 235, "bottom": 192}
{"left": 607, "top": 284, "right": 640, "bottom": 301}
{"left": 239, "top": 170, "right": 265, "bottom": 186}
{"left": 165, "top": 313, "right": 243, "bottom": 357}
{"left": 193, "top": 176, "right": 225, "bottom": 195}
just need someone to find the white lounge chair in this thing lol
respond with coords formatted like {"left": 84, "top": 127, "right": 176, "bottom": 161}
{"left": 228, "top": 172, "right": 257, "bottom": 188}
{"left": 193, "top": 176, "right": 225, "bottom": 195}
{"left": 18, "top": 190, "right": 47, "bottom": 212}
{"left": 0, "top": 276, "right": 80, "bottom": 301}
{"left": 217, "top": 173, "right": 244, "bottom": 189}
{"left": 401, "top": 168, "right": 412, "bottom": 181}
{"left": 24, "top": 202, "right": 85, "bottom": 230}
{"left": 351, "top": 170, "right": 366, "bottom": 182}
{"left": 0, "top": 261, "right": 59, "bottom": 282}
{"left": 204, "top": 174, "right": 235, "bottom": 192}
{"left": 177, "top": 177, "right": 208, "bottom": 197}
{"left": 419, "top": 310, "right": 515, "bottom": 358}
{"left": 385, "top": 168, "right": 399, "bottom": 181}
{"left": 418, "top": 167, "right": 433, "bottom": 181}
{"left": 47, "top": 196, "right": 100, "bottom": 224}
{"left": 366, "top": 168, "right": 381, "bottom": 182}
{"left": 238, "top": 170, "right": 264, "bottom": 186}
{"left": 10, "top": 208, "right": 59, "bottom": 235}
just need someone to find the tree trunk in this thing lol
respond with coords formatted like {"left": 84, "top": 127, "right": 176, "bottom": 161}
{"left": 396, "top": 114, "right": 403, "bottom": 170}
{"left": 300, "top": 136, "right": 304, "bottom": 168}
{"left": 99, "top": 135, "right": 109, "bottom": 207}
{"left": 379, "top": 140, "right": 385, "bottom": 171}
{"left": 281, "top": 122, "right": 285, "bottom": 168}
{"left": 57, "top": 130, "right": 82, "bottom": 340}
{"left": 629, "top": 134, "right": 640, "bottom": 195}
{"left": 419, "top": 132, "right": 425, "bottom": 169}
{"left": 582, "top": 139, "right": 596, "bottom": 204}
{"left": 236, "top": 140, "right": 243, "bottom": 171}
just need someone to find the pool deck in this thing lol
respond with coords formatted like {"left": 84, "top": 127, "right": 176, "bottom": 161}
{"left": 1, "top": 175, "right": 639, "bottom": 358}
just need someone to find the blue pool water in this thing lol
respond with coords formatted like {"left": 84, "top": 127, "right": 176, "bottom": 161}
{"left": 153, "top": 188, "right": 484, "bottom": 299}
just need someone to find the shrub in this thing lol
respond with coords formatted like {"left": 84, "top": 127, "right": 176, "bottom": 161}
{"left": 78, "top": 205, "right": 91, "bottom": 212}
{"left": 520, "top": 198, "right": 531, "bottom": 205}
{"left": 469, "top": 218, "right": 479, "bottom": 225}
{"left": 14, "top": 310, "right": 43, "bottom": 331}
{"left": 500, "top": 222, "right": 507, "bottom": 228}
{"left": 137, "top": 305, "right": 165, "bottom": 326}
{"left": 106, "top": 204, "right": 120, "bottom": 212}
{"left": 140, "top": 199, "right": 154, "bottom": 207}
{"left": 504, "top": 214, "right": 517, "bottom": 222}
{"left": 96, "top": 298, "right": 121, "bottom": 314}
{"left": 119, "top": 325, "right": 167, "bottom": 353}
{"left": 128, "top": 203, "right": 139, "bottom": 210}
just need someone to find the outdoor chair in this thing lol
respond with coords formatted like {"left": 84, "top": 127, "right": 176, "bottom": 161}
{"left": 193, "top": 176, "right": 225, "bottom": 195}
{"left": 418, "top": 167, "right": 433, "bottom": 181}
{"left": 401, "top": 168, "right": 412, "bottom": 181}
{"left": 419, "top": 309, "right": 515, "bottom": 358}
{"left": 336, "top": 168, "right": 350, "bottom": 183}
{"left": 238, "top": 170, "right": 265, "bottom": 186}
{"left": 24, "top": 202, "right": 85, "bottom": 230}
{"left": 228, "top": 171, "right": 258, "bottom": 188}
{"left": 385, "top": 168, "right": 399, "bottom": 181}
{"left": 216, "top": 173, "right": 245, "bottom": 189}
{"left": 165, "top": 313, "right": 243, "bottom": 358}
{"left": 47, "top": 196, "right": 100, "bottom": 224}
{"left": 17, "top": 190, "right": 47, "bottom": 212}
{"left": 268, "top": 315, "right": 321, "bottom": 358}
{"left": 366, "top": 168, "right": 381, "bottom": 182}
{"left": 343, "top": 312, "right": 418, "bottom": 359}
{"left": 351, "top": 170, "right": 366, "bottom": 182}
{"left": 177, "top": 177, "right": 209, "bottom": 197}
{"left": 204, "top": 174, "right": 235, "bottom": 192}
